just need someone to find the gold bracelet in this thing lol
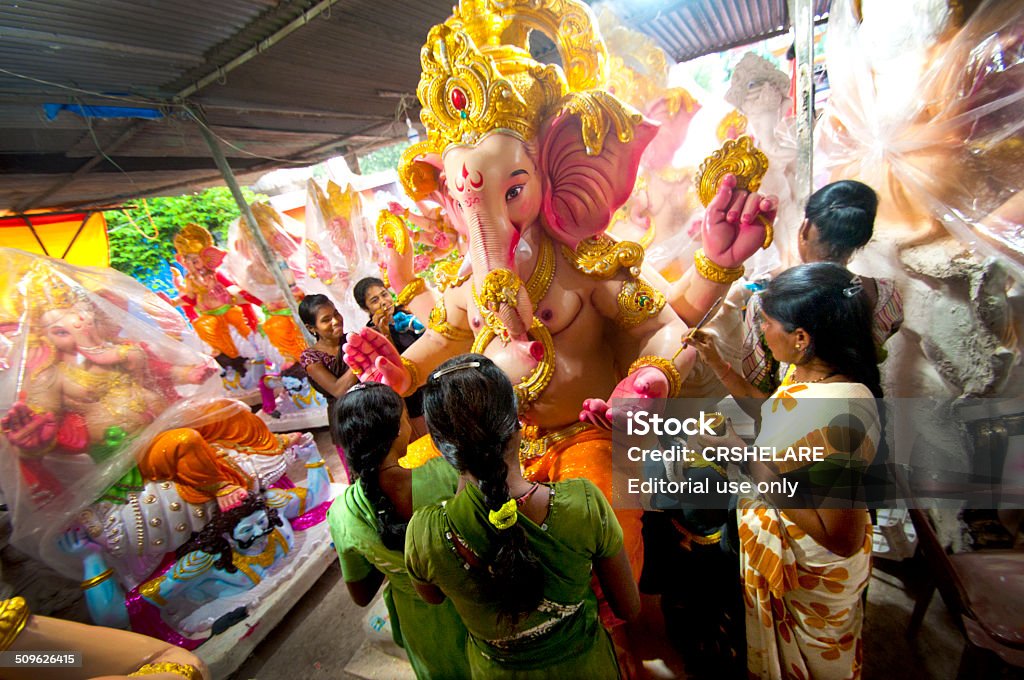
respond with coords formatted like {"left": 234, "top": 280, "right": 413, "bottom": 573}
{"left": 304, "top": 460, "right": 326, "bottom": 469}
{"left": 0, "top": 597, "right": 30, "bottom": 653}
{"left": 628, "top": 355, "right": 683, "bottom": 398}
{"left": 214, "top": 483, "right": 242, "bottom": 498}
{"left": 129, "top": 662, "right": 203, "bottom": 679}
{"left": 395, "top": 278, "right": 427, "bottom": 307}
{"left": 80, "top": 568, "right": 115, "bottom": 590}
{"left": 693, "top": 248, "right": 744, "bottom": 284}
{"left": 400, "top": 357, "right": 420, "bottom": 397}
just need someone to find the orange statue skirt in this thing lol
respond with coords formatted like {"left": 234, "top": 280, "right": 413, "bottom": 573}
{"left": 191, "top": 307, "right": 251, "bottom": 359}
{"left": 261, "top": 314, "right": 307, "bottom": 365}
{"left": 139, "top": 399, "right": 285, "bottom": 505}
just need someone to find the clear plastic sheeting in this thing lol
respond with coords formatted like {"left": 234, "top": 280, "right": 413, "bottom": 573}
{"left": 0, "top": 248, "right": 228, "bottom": 577}
{"left": 302, "top": 179, "right": 381, "bottom": 331}
{"left": 816, "top": 0, "right": 1024, "bottom": 276}
{"left": 224, "top": 203, "right": 306, "bottom": 304}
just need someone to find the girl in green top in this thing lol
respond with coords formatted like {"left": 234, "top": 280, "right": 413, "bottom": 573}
{"left": 327, "top": 382, "right": 469, "bottom": 679}
{"left": 406, "top": 355, "right": 640, "bottom": 679}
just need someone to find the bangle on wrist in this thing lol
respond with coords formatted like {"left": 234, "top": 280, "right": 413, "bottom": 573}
{"left": 694, "top": 248, "right": 744, "bottom": 284}
{"left": 627, "top": 355, "right": 683, "bottom": 398}
{"left": 80, "top": 568, "right": 115, "bottom": 590}
{"left": 399, "top": 357, "right": 420, "bottom": 397}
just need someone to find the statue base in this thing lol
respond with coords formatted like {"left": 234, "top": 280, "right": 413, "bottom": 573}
{"left": 193, "top": 490, "right": 341, "bottom": 678}
{"left": 258, "top": 406, "right": 328, "bottom": 433}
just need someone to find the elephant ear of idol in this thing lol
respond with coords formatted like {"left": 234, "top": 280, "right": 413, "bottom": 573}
{"left": 539, "top": 92, "right": 658, "bottom": 249}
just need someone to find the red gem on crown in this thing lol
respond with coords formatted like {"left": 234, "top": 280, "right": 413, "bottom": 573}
{"left": 450, "top": 87, "right": 468, "bottom": 111}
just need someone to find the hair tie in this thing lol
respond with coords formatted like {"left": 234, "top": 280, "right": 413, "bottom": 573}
{"left": 487, "top": 498, "right": 518, "bottom": 530}
{"left": 843, "top": 275, "right": 864, "bottom": 297}
{"left": 347, "top": 383, "right": 368, "bottom": 393}
{"left": 431, "top": 360, "right": 481, "bottom": 381}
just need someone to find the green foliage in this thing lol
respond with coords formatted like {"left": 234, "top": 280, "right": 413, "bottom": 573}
{"left": 104, "top": 186, "right": 264, "bottom": 283}
{"left": 358, "top": 141, "right": 412, "bottom": 175}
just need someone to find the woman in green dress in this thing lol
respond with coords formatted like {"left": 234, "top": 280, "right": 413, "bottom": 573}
{"left": 406, "top": 355, "right": 640, "bottom": 679}
{"left": 327, "top": 382, "right": 469, "bottom": 679}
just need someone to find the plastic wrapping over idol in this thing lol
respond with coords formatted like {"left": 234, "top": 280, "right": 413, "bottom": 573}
{"left": 0, "top": 249, "right": 333, "bottom": 644}
{"left": 816, "top": 0, "right": 1024, "bottom": 275}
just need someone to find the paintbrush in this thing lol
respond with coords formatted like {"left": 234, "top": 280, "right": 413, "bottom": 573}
{"left": 672, "top": 296, "right": 724, "bottom": 360}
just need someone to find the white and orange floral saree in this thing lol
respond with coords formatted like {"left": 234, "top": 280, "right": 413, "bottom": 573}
{"left": 740, "top": 381, "right": 879, "bottom": 680}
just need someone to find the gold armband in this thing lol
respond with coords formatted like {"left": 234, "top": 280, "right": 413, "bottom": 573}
{"left": 304, "top": 460, "right": 326, "bottom": 469}
{"left": 694, "top": 248, "right": 744, "bottom": 284}
{"left": 400, "top": 357, "right": 421, "bottom": 397}
{"left": 129, "top": 662, "right": 203, "bottom": 680}
{"left": 395, "top": 278, "right": 426, "bottom": 307}
{"left": 80, "top": 568, "right": 115, "bottom": 590}
{"left": 616, "top": 278, "right": 665, "bottom": 329}
{"left": 0, "top": 597, "right": 30, "bottom": 652}
{"left": 628, "top": 355, "right": 683, "bottom": 398}
{"left": 428, "top": 301, "right": 474, "bottom": 342}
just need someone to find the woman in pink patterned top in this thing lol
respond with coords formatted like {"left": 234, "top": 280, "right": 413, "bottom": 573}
{"left": 299, "top": 294, "right": 358, "bottom": 480}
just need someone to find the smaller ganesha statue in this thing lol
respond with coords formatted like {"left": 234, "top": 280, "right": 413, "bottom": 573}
{"left": 0, "top": 249, "right": 336, "bottom": 645}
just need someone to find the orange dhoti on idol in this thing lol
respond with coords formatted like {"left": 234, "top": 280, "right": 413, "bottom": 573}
{"left": 260, "top": 308, "right": 308, "bottom": 365}
{"left": 139, "top": 399, "right": 287, "bottom": 505}
{"left": 190, "top": 306, "right": 251, "bottom": 359}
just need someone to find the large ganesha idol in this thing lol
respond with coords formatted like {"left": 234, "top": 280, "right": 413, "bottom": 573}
{"left": 344, "top": 0, "right": 777, "bottom": 574}
{"left": 168, "top": 223, "right": 263, "bottom": 395}
{"left": 0, "top": 249, "right": 333, "bottom": 645}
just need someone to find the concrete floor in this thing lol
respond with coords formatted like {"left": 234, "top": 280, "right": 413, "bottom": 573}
{"left": 228, "top": 429, "right": 976, "bottom": 680}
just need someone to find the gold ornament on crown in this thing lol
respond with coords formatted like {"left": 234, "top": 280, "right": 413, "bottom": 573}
{"left": 717, "top": 109, "right": 748, "bottom": 142}
{"left": 21, "top": 261, "right": 81, "bottom": 326}
{"left": 400, "top": 0, "right": 645, "bottom": 198}
{"left": 173, "top": 223, "right": 214, "bottom": 257}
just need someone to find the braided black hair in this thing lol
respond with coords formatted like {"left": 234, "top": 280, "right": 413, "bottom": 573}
{"left": 176, "top": 492, "right": 283, "bottom": 573}
{"left": 421, "top": 354, "right": 543, "bottom": 627}
{"left": 333, "top": 382, "right": 408, "bottom": 550}
{"left": 804, "top": 180, "right": 878, "bottom": 262}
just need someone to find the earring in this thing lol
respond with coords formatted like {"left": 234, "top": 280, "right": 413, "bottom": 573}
{"left": 795, "top": 344, "right": 803, "bottom": 352}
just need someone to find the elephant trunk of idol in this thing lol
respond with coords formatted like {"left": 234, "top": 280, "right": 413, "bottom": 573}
{"left": 466, "top": 208, "right": 543, "bottom": 369}
{"left": 468, "top": 206, "right": 534, "bottom": 339}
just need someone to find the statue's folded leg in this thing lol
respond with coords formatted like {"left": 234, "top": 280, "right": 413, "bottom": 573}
{"left": 262, "top": 314, "right": 306, "bottom": 365}
{"left": 192, "top": 313, "right": 240, "bottom": 359}
{"left": 138, "top": 401, "right": 285, "bottom": 504}
{"left": 524, "top": 426, "right": 644, "bottom": 580}
{"left": 190, "top": 400, "right": 286, "bottom": 455}
{"left": 224, "top": 306, "right": 253, "bottom": 339}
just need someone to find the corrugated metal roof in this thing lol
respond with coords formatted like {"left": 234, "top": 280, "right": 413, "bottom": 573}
{"left": 0, "top": 0, "right": 829, "bottom": 213}
{"left": 617, "top": 0, "right": 831, "bottom": 62}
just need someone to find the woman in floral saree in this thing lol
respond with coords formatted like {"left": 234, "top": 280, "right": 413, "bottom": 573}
{"left": 696, "top": 263, "right": 882, "bottom": 679}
